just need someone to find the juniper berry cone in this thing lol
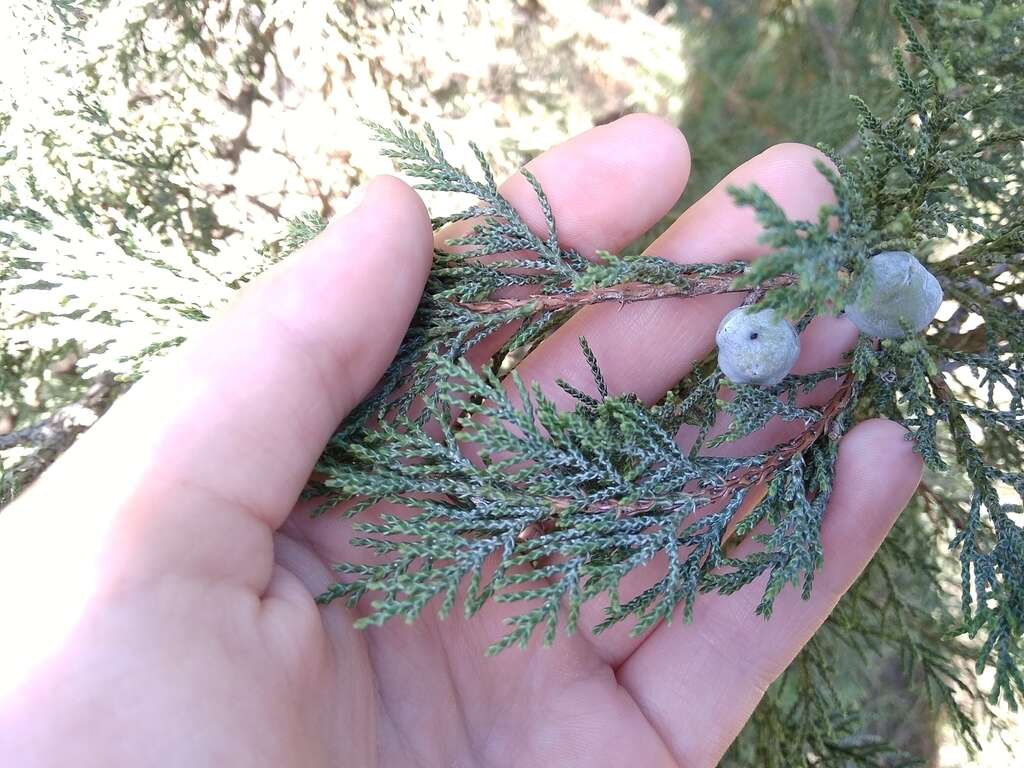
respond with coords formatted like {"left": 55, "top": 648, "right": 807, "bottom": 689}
{"left": 715, "top": 306, "right": 801, "bottom": 387}
{"left": 845, "top": 250, "right": 943, "bottom": 339}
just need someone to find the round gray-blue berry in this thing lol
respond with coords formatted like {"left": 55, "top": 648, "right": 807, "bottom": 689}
{"left": 845, "top": 251, "right": 943, "bottom": 339}
{"left": 715, "top": 306, "right": 801, "bottom": 387}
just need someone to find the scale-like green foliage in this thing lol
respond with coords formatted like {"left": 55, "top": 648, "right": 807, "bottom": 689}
{"left": 305, "top": 118, "right": 869, "bottom": 653}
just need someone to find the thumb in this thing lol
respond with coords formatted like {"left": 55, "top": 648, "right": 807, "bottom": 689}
{"left": 1, "top": 175, "right": 433, "bottom": 593}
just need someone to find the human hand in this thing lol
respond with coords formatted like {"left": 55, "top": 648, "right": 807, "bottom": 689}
{"left": 0, "top": 115, "right": 922, "bottom": 767}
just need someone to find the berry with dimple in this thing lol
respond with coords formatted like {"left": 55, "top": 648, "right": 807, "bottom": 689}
{"left": 845, "top": 250, "right": 943, "bottom": 339}
{"left": 715, "top": 306, "right": 801, "bottom": 387}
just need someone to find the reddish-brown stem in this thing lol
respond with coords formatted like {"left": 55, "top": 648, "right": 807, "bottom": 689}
{"left": 702, "top": 376, "right": 855, "bottom": 507}
{"left": 535, "top": 375, "right": 855, "bottom": 528}
{"left": 458, "top": 274, "right": 797, "bottom": 315}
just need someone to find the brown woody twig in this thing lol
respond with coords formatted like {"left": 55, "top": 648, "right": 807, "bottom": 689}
{"left": 459, "top": 274, "right": 797, "bottom": 315}
{"left": 534, "top": 375, "right": 856, "bottom": 530}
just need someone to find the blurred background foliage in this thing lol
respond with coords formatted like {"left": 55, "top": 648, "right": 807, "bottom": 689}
{"left": 1, "top": 0, "right": 1019, "bottom": 764}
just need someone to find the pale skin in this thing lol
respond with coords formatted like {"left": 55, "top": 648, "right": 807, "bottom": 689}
{"left": 0, "top": 115, "right": 923, "bottom": 767}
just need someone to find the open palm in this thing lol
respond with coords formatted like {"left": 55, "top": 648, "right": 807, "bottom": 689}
{"left": 0, "top": 116, "right": 921, "bottom": 767}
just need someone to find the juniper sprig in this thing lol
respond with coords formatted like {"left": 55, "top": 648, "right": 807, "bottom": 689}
{"left": 305, "top": 6, "right": 1024, "bottom": 731}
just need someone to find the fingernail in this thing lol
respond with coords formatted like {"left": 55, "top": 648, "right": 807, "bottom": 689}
{"left": 332, "top": 177, "right": 379, "bottom": 223}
